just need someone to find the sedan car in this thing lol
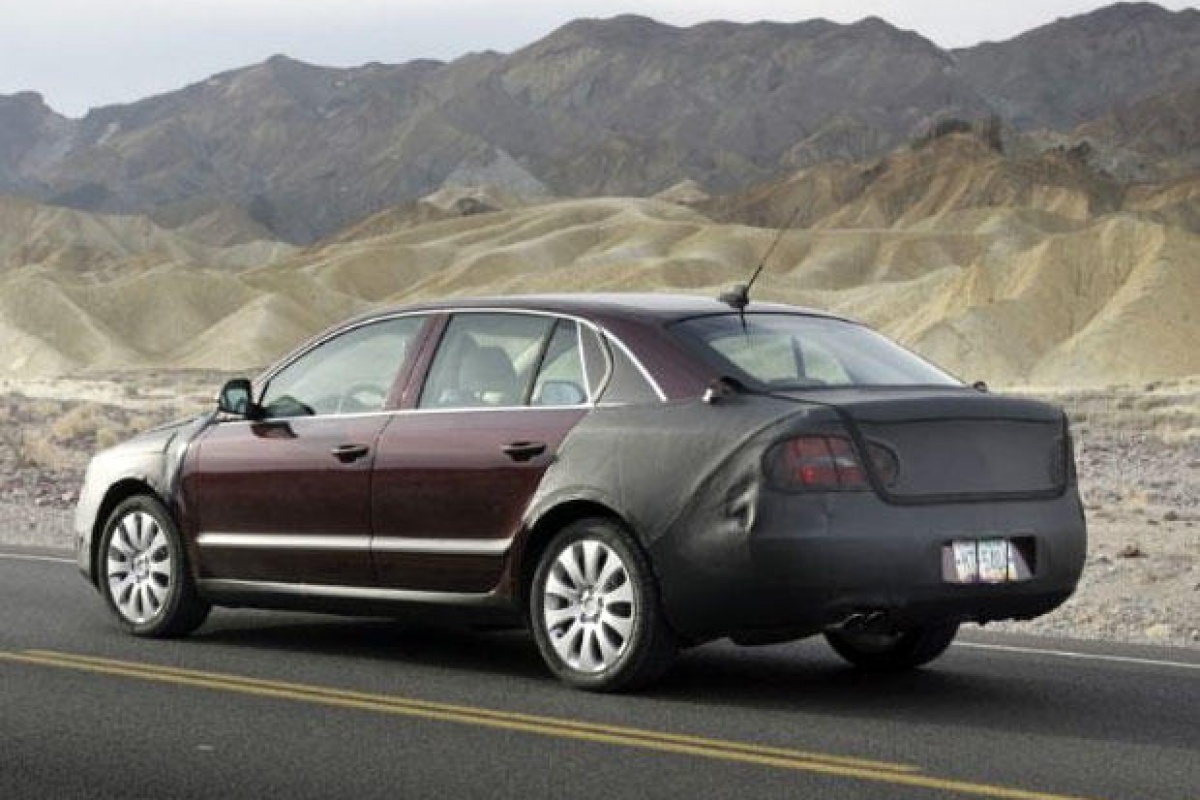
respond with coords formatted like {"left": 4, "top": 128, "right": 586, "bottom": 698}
{"left": 76, "top": 293, "right": 1086, "bottom": 691}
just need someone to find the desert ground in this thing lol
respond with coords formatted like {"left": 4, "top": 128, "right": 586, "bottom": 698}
{"left": 3, "top": 370, "right": 1195, "bottom": 649}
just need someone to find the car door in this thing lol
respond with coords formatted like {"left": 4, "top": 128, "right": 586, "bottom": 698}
{"left": 186, "top": 314, "right": 429, "bottom": 586}
{"left": 370, "top": 312, "right": 603, "bottom": 593}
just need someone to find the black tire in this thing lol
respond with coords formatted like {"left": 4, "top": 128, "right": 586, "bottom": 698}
{"left": 824, "top": 622, "right": 959, "bottom": 671}
{"left": 529, "top": 518, "right": 677, "bottom": 692}
{"left": 98, "top": 495, "right": 210, "bottom": 638}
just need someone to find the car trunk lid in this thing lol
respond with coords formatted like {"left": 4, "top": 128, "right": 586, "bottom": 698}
{"left": 772, "top": 388, "right": 1070, "bottom": 503}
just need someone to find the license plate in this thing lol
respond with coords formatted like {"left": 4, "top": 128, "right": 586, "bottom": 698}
{"left": 949, "top": 539, "right": 1014, "bottom": 583}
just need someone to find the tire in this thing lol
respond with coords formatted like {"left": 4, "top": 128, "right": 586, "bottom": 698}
{"left": 824, "top": 622, "right": 959, "bottom": 671}
{"left": 529, "top": 518, "right": 677, "bottom": 692}
{"left": 98, "top": 495, "right": 210, "bottom": 638}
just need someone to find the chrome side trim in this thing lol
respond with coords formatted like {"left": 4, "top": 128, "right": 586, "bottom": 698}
{"left": 372, "top": 537, "right": 513, "bottom": 556}
{"left": 197, "top": 533, "right": 371, "bottom": 550}
{"left": 196, "top": 532, "right": 512, "bottom": 557}
{"left": 197, "top": 578, "right": 499, "bottom": 607}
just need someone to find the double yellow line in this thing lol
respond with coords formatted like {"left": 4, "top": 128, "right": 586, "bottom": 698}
{"left": 0, "top": 649, "right": 1096, "bottom": 800}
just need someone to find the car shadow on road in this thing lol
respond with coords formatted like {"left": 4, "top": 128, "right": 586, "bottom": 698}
{"left": 191, "top": 611, "right": 547, "bottom": 680}
{"left": 186, "top": 610, "right": 1189, "bottom": 751}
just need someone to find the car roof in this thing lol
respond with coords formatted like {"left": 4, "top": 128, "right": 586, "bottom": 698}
{"left": 365, "top": 293, "right": 845, "bottom": 324}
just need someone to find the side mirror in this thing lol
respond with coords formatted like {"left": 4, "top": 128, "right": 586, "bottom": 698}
{"left": 217, "top": 378, "right": 260, "bottom": 418}
{"left": 972, "top": 380, "right": 989, "bottom": 393}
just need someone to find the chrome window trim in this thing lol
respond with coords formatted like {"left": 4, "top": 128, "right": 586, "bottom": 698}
{"left": 232, "top": 305, "right": 663, "bottom": 425}
{"left": 197, "top": 578, "right": 499, "bottom": 607}
{"left": 213, "top": 403, "right": 596, "bottom": 427}
{"left": 197, "top": 532, "right": 513, "bottom": 557}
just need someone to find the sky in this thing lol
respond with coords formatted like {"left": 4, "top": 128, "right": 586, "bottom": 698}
{"left": 4, "top": 0, "right": 1198, "bottom": 117}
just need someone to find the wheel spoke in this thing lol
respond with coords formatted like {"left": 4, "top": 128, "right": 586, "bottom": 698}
{"left": 603, "top": 578, "right": 634, "bottom": 608}
{"left": 580, "top": 541, "right": 602, "bottom": 583}
{"left": 131, "top": 513, "right": 148, "bottom": 549}
{"left": 576, "top": 628, "right": 599, "bottom": 672}
{"left": 108, "top": 571, "right": 135, "bottom": 598}
{"left": 600, "top": 609, "right": 634, "bottom": 642}
{"left": 543, "top": 604, "right": 579, "bottom": 631}
{"left": 595, "top": 624, "right": 623, "bottom": 665}
{"left": 147, "top": 530, "right": 169, "bottom": 559}
{"left": 595, "top": 553, "right": 624, "bottom": 592}
{"left": 545, "top": 571, "right": 578, "bottom": 602}
{"left": 550, "top": 620, "right": 583, "bottom": 665}
{"left": 557, "top": 547, "right": 587, "bottom": 590}
{"left": 145, "top": 576, "right": 168, "bottom": 606}
{"left": 141, "top": 516, "right": 161, "bottom": 551}
{"left": 115, "top": 519, "right": 138, "bottom": 555}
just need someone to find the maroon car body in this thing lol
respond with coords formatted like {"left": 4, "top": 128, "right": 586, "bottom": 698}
{"left": 76, "top": 294, "right": 1087, "bottom": 690}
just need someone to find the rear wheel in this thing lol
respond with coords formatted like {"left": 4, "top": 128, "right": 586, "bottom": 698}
{"left": 99, "top": 496, "right": 210, "bottom": 637}
{"left": 824, "top": 622, "right": 958, "bottom": 671}
{"left": 529, "top": 518, "right": 676, "bottom": 692}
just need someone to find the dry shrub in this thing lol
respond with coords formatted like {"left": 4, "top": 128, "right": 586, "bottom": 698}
{"left": 95, "top": 427, "right": 120, "bottom": 450}
{"left": 21, "top": 434, "right": 72, "bottom": 470}
{"left": 50, "top": 404, "right": 103, "bottom": 444}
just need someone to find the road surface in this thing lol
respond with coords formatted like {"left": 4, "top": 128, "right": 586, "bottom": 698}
{"left": 1, "top": 547, "right": 1197, "bottom": 799}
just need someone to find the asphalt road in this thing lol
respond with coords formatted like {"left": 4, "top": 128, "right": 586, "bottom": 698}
{"left": 1, "top": 547, "right": 1197, "bottom": 800}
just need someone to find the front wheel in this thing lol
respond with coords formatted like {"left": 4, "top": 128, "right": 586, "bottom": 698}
{"left": 824, "top": 622, "right": 959, "bottom": 671}
{"left": 529, "top": 518, "right": 676, "bottom": 692}
{"left": 99, "top": 495, "right": 210, "bottom": 637}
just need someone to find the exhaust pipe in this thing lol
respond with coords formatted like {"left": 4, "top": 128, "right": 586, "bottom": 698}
{"left": 838, "top": 609, "right": 892, "bottom": 633}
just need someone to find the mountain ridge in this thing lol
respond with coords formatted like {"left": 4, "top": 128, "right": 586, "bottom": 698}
{"left": 1, "top": 3, "right": 1197, "bottom": 242}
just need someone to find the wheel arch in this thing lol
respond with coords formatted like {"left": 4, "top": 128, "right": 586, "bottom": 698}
{"left": 89, "top": 479, "right": 168, "bottom": 586}
{"left": 515, "top": 499, "right": 631, "bottom": 608}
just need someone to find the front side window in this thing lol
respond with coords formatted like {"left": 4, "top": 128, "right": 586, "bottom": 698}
{"left": 260, "top": 316, "right": 425, "bottom": 417}
{"left": 671, "top": 314, "right": 959, "bottom": 389}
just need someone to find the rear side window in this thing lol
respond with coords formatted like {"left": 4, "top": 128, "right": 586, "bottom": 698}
{"left": 671, "top": 314, "right": 959, "bottom": 389}
{"left": 531, "top": 320, "right": 589, "bottom": 406}
{"left": 419, "top": 313, "right": 593, "bottom": 409}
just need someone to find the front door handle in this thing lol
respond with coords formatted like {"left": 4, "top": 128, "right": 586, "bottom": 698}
{"left": 502, "top": 441, "right": 547, "bottom": 462}
{"left": 331, "top": 443, "right": 370, "bottom": 463}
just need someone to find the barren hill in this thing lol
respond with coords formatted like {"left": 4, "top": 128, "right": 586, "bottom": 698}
{"left": 1, "top": 139, "right": 1196, "bottom": 388}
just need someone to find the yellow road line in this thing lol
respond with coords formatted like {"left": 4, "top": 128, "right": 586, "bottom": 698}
{"left": 1, "top": 649, "right": 1100, "bottom": 800}
{"left": 23, "top": 647, "right": 910, "bottom": 772}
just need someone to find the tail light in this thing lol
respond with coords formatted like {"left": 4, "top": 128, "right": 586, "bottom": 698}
{"left": 767, "top": 435, "right": 898, "bottom": 491}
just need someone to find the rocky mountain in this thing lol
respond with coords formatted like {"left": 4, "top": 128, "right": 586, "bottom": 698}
{"left": 955, "top": 3, "right": 1200, "bottom": 130}
{"left": 0, "top": 3, "right": 1197, "bottom": 243}
{"left": 0, "top": 93, "right": 70, "bottom": 195}
{"left": 1073, "top": 80, "right": 1200, "bottom": 180}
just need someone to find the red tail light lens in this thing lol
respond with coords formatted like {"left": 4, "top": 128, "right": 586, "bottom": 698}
{"left": 768, "top": 435, "right": 869, "bottom": 490}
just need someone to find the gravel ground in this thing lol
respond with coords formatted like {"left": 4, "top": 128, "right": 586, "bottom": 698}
{"left": 2, "top": 374, "right": 1196, "bottom": 649}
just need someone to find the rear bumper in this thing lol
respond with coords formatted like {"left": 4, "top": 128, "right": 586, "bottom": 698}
{"left": 650, "top": 487, "right": 1087, "bottom": 642}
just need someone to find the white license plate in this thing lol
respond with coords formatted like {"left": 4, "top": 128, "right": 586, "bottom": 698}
{"left": 951, "top": 539, "right": 1013, "bottom": 583}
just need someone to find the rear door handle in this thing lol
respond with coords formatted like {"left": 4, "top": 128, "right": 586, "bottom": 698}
{"left": 331, "top": 443, "right": 370, "bottom": 463}
{"left": 502, "top": 441, "right": 547, "bottom": 462}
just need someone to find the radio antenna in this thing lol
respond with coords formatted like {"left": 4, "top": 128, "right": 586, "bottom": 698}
{"left": 719, "top": 202, "right": 804, "bottom": 319}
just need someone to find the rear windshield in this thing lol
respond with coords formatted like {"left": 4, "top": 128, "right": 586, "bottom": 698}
{"left": 670, "top": 313, "right": 960, "bottom": 389}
